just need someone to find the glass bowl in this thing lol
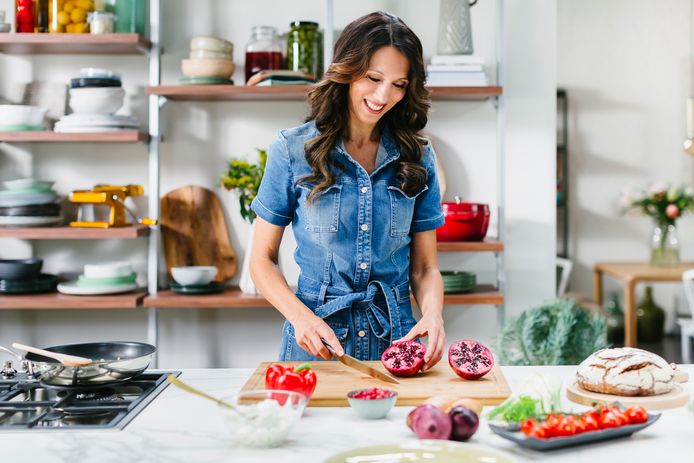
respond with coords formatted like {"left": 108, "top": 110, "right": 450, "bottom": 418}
{"left": 219, "top": 389, "right": 307, "bottom": 448}
{"left": 347, "top": 388, "right": 398, "bottom": 419}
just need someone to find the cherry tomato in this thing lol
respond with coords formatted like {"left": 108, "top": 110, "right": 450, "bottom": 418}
{"left": 581, "top": 414, "right": 600, "bottom": 432}
{"left": 555, "top": 416, "right": 576, "bottom": 437}
{"left": 573, "top": 417, "right": 587, "bottom": 434}
{"left": 599, "top": 411, "right": 622, "bottom": 429}
{"left": 521, "top": 419, "right": 536, "bottom": 436}
{"left": 530, "top": 422, "right": 550, "bottom": 439}
{"left": 626, "top": 406, "right": 649, "bottom": 424}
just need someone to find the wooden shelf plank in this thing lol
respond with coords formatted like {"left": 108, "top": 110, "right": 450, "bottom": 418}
{"left": 0, "top": 131, "right": 148, "bottom": 143}
{"left": 0, "top": 290, "right": 146, "bottom": 309}
{"left": 437, "top": 239, "right": 504, "bottom": 252}
{"left": 0, "top": 33, "right": 150, "bottom": 54}
{"left": 0, "top": 225, "right": 149, "bottom": 239}
{"left": 146, "top": 85, "right": 502, "bottom": 102}
{"left": 144, "top": 285, "right": 502, "bottom": 309}
{"left": 143, "top": 287, "right": 274, "bottom": 308}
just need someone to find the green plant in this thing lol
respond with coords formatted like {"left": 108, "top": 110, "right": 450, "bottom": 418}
{"left": 221, "top": 148, "right": 267, "bottom": 223}
{"left": 497, "top": 298, "right": 607, "bottom": 366}
{"left": 621, "top": 184, "right": 694, "bottom": 226}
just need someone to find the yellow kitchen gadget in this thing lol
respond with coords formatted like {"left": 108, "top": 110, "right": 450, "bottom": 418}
{"left": 69, "top": 184, "right": 156, "bottom": 228}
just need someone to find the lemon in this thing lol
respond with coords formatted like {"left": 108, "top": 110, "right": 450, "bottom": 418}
{"left": 73, "top": 21, "right": 88, "bottom": 33}
{"left": 57, "top": 11, "right": 70, "bottom": 26}
{"left": 75, "top": 0, "right": 92, "bottom": 10}
{"left": 65, "top": 23, "right": 74, "bottom": 33}
{"left": 63, "top": 1, "right": 75, "bottom": 13}
{"left": 70, "top": 8, "right": 86, "bottom": 23}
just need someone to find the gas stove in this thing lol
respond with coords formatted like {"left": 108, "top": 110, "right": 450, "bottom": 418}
{"left": 0, "top": 361, "right": 179, "bottom": 431}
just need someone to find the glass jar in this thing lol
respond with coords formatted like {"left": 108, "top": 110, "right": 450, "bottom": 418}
{"left": 88, "top": 10, "right": 114, "bottom": 34}
{"left": 650, "top": 223, "right": 680, "bottom": 267}
{"left": 286, "top": 21, "right": 323, "bottom": 80}
{"left": 49, "top": 0, "right": 94, "bottom": 33}
{"left": 244, "top": 25, "right": 283, "bottom": 83}
{"left": 15, "top": 0, "right": 35, "bottom": 33}
{"left": 103, "top": 0, "right": 147, "bottom": 35}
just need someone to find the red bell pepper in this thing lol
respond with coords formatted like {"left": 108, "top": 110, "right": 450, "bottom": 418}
{"left": 265, "top": 363, "right": 318, "bottom": 399}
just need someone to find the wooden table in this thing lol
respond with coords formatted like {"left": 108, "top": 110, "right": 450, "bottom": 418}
{"left": 593, "top": 262, "right": 694, "bottom": 346}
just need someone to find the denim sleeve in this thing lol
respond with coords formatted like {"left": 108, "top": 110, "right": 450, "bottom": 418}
{"left": 250, "top": 132, "right": 295, "bottom": 227}
{"left": 411, "top": 142, "right": 445, "bottom": 233}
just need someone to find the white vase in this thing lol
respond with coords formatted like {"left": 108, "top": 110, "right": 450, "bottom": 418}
{"left": 437, "top": 0, "right": 476, "bottom": 55}
{"left": 238, "top": 221, "right": 259, "bottom": 294}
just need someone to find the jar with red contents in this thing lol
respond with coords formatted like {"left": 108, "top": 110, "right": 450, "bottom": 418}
{"left": 15, "top": 0, "right": 35, "bottom": 32}
{"left": 244, "top": 25, "right": 283, "bottom": 84}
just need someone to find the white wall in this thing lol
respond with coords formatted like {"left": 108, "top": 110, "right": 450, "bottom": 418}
{"left": 0, "top": 0, "right": 556, "bottom": 367}
{"left": 558, "top": 0, "right": 694, "bottom": 330}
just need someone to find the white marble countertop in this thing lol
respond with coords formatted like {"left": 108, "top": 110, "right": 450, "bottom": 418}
{"left": 1, "top": 365, "right": 693, "bottom": 462}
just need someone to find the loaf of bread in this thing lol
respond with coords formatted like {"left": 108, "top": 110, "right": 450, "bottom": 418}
{"left": 576, "top": 347, "right": 674, "bottom": 396}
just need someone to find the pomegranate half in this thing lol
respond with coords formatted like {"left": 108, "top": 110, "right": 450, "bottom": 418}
{"left": 448, "top": 340, "right": 494, "bottom": 380}
{"left": 381, "top": 341, "right": 426, "bottom": 377}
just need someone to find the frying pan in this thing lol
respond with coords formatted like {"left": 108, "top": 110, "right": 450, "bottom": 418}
{"left": 10, "top": 341, "right": 156, "bottom": 387}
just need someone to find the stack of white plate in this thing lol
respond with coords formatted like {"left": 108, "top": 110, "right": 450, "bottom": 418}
{"left": 0, "top": 178, "right": 60, "bottom": 227}
{"left": 54, "top": 114, "right": 139, "bottom": 133}
{"left": 57, "top": 261, "right": 137, "bottom": 295}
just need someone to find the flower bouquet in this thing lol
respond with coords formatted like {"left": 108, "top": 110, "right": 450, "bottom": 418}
{"left": 221, "top": 148, "right": 267, "bottom": 223}
{"left": 621, "top": 184, "right": 694, "bottom": 266}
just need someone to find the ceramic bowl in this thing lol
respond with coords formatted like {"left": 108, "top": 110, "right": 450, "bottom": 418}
{"left": 171, "top": 266, "right": 218, "bottom": 286}
{"left": 0, "top": 105, "right": 47, "bottom": 127}
{"left": 80, "top": 68, "right": 121, "bottom": 79}
{"left": 83, "top": 262, "right": 133, "bottom": 279}
{"left": 189, "top": 49, "right": 233, "bottom": 60}
{"left": 69, "top": 87, "right": 125, "bottom": 114}
{"left": 346, "top": 388, "right": 398, "bottom": 419}
{"left": 0, "top": 23, "right": 11, "bottom": 33}
{"left": 0, "top": 259, "right": 43, "bottom": 280}
{"left": 219, "top": 390, "right": 306, "bottom": 448}
{"left": 190, "top": 36, "right": 233, "bottom": 53}
{"left": 181, "top": 58, "right": 235, "bottom": 79}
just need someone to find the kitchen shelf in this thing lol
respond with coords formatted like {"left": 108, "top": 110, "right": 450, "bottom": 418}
{"left": 0, "top": 290, "right": 146, "bottom": 309}
{"left": 0, "top": 131, "right": 149, "bottom": 143}
{"left": 145, "top": 85, "right": 503, "bottom": 102}
{"left": 0, "top": 33, "right": 151, "bottom": 55}
{"left": 0, "top": 225, "right": 150, "bottom": 239}
{"left": 437, "top": 239, "right": 504, "bottom": 252}
{"left": 143, "top": 285, "right": 503, "bottom": 309}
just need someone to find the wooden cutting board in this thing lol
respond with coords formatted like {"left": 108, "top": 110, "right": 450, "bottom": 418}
{"left": 160, "top": 185, "right": 237, "bottom": 282}
{"left": 240, "top": 361, "right": 512, "bottom": 407}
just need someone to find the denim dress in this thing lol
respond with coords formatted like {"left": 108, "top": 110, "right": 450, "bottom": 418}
{"left": 250, "top": 120, "right": 445, "bottom": 361}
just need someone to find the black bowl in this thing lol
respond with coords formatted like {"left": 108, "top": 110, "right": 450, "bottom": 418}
{"left": 70, "top": 77, "right": 122, "bottom": 89}
{"left": 0, "top": 259, "right": 43, "bottom": 280}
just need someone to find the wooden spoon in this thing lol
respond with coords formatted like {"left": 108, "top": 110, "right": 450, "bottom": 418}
{"left": 167, "top": 374, "right": 235, "bottom": 410}
{"left": 12, "top": 342, "right": 92, "bottom": 367}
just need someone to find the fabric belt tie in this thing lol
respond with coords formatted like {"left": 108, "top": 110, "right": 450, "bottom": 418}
{"left": 313, "top": 280, "right": 398, "bottom": 340}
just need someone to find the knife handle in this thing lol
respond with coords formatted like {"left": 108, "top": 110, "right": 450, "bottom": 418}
{"left": 320, "top": 337, "right": 339, "bottom": 358}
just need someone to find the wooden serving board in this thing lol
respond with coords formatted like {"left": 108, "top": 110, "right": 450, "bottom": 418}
{"left": 160, "top": 185, "right": 237, "bottom": 282}
{"left": 566, "top": 382, "right": 690, "bottom": 410}
{"left": 240, "top": 361, "right": 512, "bottom": 407}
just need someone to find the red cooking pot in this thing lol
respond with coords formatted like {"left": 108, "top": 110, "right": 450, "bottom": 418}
{"left": 436, "top": 199, "right": 490, "bottom": 242}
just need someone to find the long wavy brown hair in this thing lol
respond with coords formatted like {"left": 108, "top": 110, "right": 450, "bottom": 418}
{"left": 302, "top": 11, "right": 430, "bottom": 202}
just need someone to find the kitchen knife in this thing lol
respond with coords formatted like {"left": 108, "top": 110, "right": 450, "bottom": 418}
{"left": 320, "top": 338, "right": 400, "bottom": 384}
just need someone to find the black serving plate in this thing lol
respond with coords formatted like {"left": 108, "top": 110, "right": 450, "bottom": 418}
{"left": 0, "top": 203, "right": 61, "bottom": 217}
{"left": 169, "top": 281, "right": 225, "bottom": 295}
{"left": 70, "top": 77, "right": 122, "bottom": 88}
{"left": 0, "top": 273, "right": 58, "bottom": 294}
{"left": 488, "top": 412, "right": 661, "bottom": 451}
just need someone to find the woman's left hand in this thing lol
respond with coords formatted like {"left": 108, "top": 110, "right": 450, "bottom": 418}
{"left": 394, "top": 313, "right": 446, "bottom": 371}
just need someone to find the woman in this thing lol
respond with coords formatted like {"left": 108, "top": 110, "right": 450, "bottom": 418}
{"left": 250, "top": 11, "right": 445, "bottom": 369}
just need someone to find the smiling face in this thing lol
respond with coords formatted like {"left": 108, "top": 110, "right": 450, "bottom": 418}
{"left": 348, "top": 45, "right": 410, "bottom": 133}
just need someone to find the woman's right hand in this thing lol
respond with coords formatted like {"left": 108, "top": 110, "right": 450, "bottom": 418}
{"left": 291, "top": 312, "right": 345, "bottom": 360}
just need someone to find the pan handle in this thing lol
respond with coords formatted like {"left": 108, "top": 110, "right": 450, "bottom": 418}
{"left": 0, "top": 345, "right": 23, "bottom": 360}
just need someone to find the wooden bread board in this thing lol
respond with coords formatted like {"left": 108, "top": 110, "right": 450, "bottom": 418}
{"left": 566, "top": 382, "right": 689, "bottom": 411}
{"left": 240, "top": 361, "right": 511, "bottom": 407}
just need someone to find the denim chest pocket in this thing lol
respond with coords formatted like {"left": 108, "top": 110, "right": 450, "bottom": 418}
{"left": 387, "top": 184, "right": 428, "bottom": 236}
{"left": 299, "top": 183, "right": 342, "bottom": 233}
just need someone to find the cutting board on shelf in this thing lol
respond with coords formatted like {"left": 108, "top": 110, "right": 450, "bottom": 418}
{"left": 160, "top": 185, "right": 237, "bottom": 282}
{"left": 240, "top": 361, "right": 511, "bottom": 407}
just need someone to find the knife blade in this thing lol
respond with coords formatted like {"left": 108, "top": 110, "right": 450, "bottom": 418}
{"left": 320, "top": 338, "right": 400, "bottom": 384}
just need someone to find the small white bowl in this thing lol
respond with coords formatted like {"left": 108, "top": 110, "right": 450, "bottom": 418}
{"left": 84, "top": 262, "right": 133, "bottom": 279}
{"left": 171, "top": 266, "right": 218, "bottom": 286}
{"left": 68, "top": 88, "right": 125, "bottom": 115}
{"left": 181, "top": 58, "right": 235, "bottom": 79}
{"left": 0, "top": 105, "right": 47, "bottom": 127}
{"left": 189, "top": 49, "right": 233, "bottom": 60}
{"left": 190, "top": 36, "right": 233, "bottom": 53}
